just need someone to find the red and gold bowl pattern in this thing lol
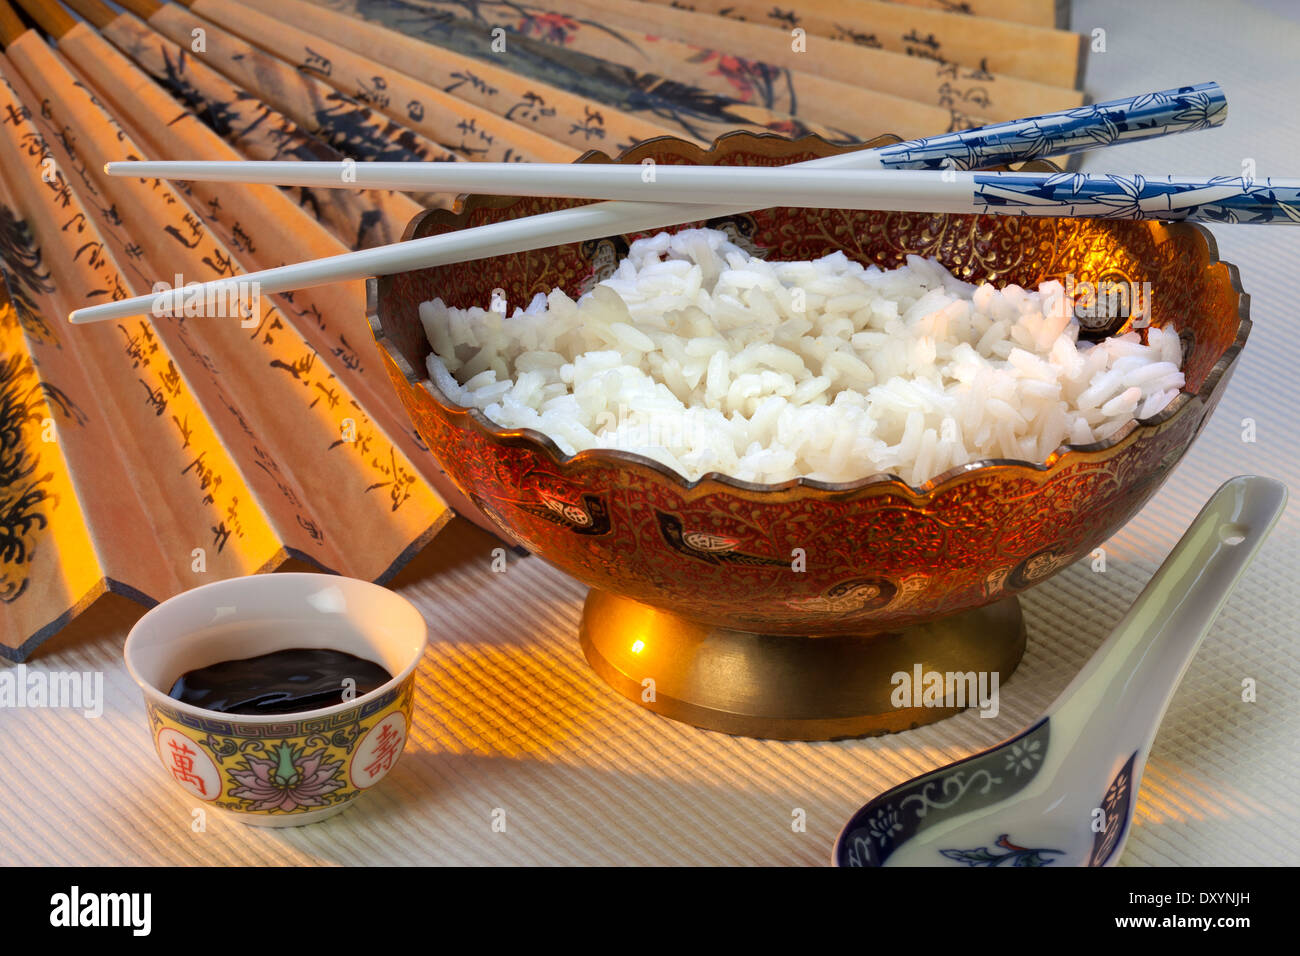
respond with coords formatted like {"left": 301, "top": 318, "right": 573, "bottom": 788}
{"left": 369, "top": 133, "right": 1249, "bottom": 636}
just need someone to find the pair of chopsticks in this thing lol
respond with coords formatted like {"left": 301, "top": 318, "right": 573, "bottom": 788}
{"left": 74, "top": 83, "right": 1245, "bottom": 324}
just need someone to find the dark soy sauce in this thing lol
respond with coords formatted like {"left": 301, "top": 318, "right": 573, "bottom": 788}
{"left": 168, "top": 648, "right": 392, "bottom": 716}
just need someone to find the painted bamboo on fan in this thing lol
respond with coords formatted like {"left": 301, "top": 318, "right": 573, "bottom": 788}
{"left": 234, "top": 0, "right": 692, "bottom": 153}
{"left": 179, "top": 0, "right": 576, "bottom": 164}
{"left": 62, "top": 0, "right": 423, "bottom": 249}
{"left": 0, "top": 54, "right": 282, "bottom": 653}
{"left": 53, "top": 20, "right": 457, "bottom": 505}
{"left": 2, "top": 29, "right": 449, "bottom": 577}
{"left": 124, "top": 0, "right": 461, "bottom": 209}
{"left": 296, "top": 0, "right": 948, "bottom": 142}
{"left": 312, "top": 0, "right": 1081, "bottom": 130}
{"left": 241, "top": 0, "right": 881, "bottom": 146}
{"left": 544, "top": 0, "right": 1083, "bottom": 120}
{"left": 635, "top": 0, "right": 1086, "bottom": 88}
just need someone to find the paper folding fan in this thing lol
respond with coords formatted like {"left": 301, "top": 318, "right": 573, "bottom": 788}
{"left": 0, "top": 0, "right": 1084, "bottom": 659}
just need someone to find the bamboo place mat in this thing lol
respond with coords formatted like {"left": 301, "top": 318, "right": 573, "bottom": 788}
{"left": 1, "top": 0, "right": 1298, "bottom": 866}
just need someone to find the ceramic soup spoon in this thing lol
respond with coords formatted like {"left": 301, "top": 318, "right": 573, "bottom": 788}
{"left": 834, "top": 474, "right": 1287, "bottom": 867}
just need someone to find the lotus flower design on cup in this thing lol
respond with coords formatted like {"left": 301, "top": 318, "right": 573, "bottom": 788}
{"left": 229, "top": 741, "right": 346, "bottom": 813}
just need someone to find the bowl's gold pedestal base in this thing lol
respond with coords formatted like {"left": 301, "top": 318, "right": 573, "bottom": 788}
{"left": 579, "top": 589, "right": 1026, "bottom": 741}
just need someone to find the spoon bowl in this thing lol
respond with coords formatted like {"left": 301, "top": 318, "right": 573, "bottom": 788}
{"left": 834, "top": 474, "right": 1288, "bottom": 866}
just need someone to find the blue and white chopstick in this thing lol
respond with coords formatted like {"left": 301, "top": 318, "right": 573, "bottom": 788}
{"left": 870, "top": 82, "right": 1225, "bottom": 170}
{"left": 972, "top": 171, "right": 1298, "bottom": 224}
{"left": 76, "top": 83, "right": 1227, "bottom": 323}
{"left": 106, "top": 163, "right": 1297, "bottom": 225}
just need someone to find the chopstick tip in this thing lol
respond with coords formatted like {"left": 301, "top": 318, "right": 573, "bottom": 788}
{"left": 68, "top": 306, "right": 116, "bottom": 324}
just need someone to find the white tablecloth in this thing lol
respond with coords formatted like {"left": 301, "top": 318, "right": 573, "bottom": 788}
{"left": 1, "top": 0, "right": 1297, "bottom": 866}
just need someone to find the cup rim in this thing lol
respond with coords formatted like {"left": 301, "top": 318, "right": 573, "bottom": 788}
{"left": 123, "top": 572, "right": 427, "bottom": 725}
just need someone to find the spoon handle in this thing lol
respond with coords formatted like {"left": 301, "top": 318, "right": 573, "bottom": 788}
{"left": 1048, "top": 475, "right": 1287, "bottom": 759}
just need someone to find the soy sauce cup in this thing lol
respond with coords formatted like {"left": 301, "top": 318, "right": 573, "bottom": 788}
{"left": 124, "top": 573, "right": 427, "bottom": 826}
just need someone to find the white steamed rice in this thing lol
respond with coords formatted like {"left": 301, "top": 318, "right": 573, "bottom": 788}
{"left": 420, "top": 228, "right": 1184, "bottom": 486}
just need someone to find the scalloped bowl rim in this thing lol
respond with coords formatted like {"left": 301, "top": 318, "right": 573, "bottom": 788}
{"left": 369, "top": 133, "right": 1252, "bottom": 502}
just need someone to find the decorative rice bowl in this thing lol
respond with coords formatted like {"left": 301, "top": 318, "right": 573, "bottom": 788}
{"left": 370, "top": 133, "right": 1248, "bottom": 641}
